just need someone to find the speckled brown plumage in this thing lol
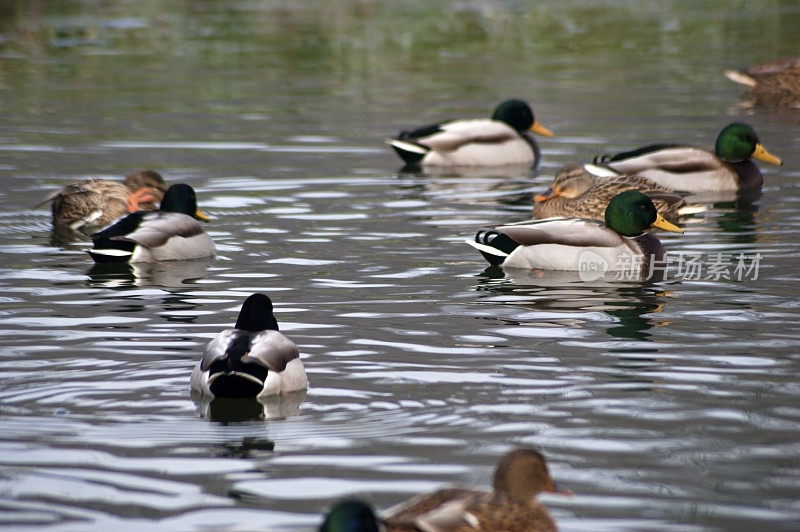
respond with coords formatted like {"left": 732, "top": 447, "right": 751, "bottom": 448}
{"left": 382, "top": 448, "right": 562, "bottom": 532}
{"left": 533, "top": 163, "right": 685, "bottom": 223}
{"left": 725, "top": 56, "right": 800, "bottom": 108}
{"left": 46, "top": 169, "right": 167, "bottom": 234}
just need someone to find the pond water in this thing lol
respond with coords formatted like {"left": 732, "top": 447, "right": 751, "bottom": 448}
{"left": 1, "top": 1, "right": 800, "bottom": 531}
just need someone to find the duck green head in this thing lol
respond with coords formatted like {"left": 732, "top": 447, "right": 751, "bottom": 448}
{"left": 319, "top": 499, "right": 381, "bottom": 532}
{"left": 159, "top": 184, "right": 211, "bottom": 221}
{"left": 714, "top": 122, "right": 782, "bottom": 166}
{"left": 492, "top": 99, "right": 554, "bottom": 138}
{"left": 604, "top": 190, "right": 683, "bottom": 237}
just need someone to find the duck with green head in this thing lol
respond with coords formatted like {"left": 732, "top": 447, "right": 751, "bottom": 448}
{"left": 88, "top": 183, "right": 215, "bottom": 263}
{"left": 594, "top": 123, "right": 782, "bottom": 192}
{"left": 469, "top": 190, "right": 683, "bottom": 275}
{"left": 388, "top": 99, "right": 554, "bottom": 168}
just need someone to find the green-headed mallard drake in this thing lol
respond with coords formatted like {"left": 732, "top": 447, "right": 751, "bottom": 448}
{"left": 533, "top": 163, "right": 686, "bottom": 222}
{"left": 320, "top": 500, "right": 381, "bottom": 532}
{"left": 190, "top": 293, "right": 308, "bottom": 399}
{"left": 469, "top": 190, "right": 683, "bottom": 273}
{"left": 380, "top": 448, "right": 565, "bottom": 532}
{"left": 725, "top": 56, "right": 800, "bottom": 108}
{"left": 388, "top": 99, "right": 554, "bottom": 168}
{"left": 593, "top": 123, "right": 782, "bottom": 192}
{"left": 88, "top": 183, "right": 215, "bottom": 263}
{"left": 42, "top": 169, "right": 167, "bottom": 234}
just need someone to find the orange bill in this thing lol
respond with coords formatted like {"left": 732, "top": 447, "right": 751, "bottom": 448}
{"left": 530, "top": 120, "right": 555, "bottom": 138}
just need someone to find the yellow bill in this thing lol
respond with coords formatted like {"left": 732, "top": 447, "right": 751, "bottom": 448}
{"left": 195, "top": 209, "right": 211, "bottom": 222}
{"left": 652, "top": 213, "right": 683, "bottom": 233}
{"left": 752, "top": 143, "right": 782, "bottom": 166}
{"left": 530, "top": 120, "right": 555, "bottom": 138}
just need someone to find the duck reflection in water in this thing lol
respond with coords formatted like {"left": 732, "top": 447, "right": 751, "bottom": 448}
{"left": 395, "top": 163, "right": 536, "bottom": 208}
{"left": 194, "top": 391, "right": 307, "bottom": 423}
{"left": 475, "top": 268, "right": 668, "bottom": 341}
{"left": 86, "top": 257, "right": 214, "bottom": 288}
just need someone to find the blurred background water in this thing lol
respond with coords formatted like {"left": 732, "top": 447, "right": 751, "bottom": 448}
{"left": 1, "top": 1, "right": 800, "bottom": 530}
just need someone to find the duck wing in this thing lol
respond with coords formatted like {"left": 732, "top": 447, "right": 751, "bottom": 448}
{"left": 421, "top": 119, "right": 519, "bottom": 152}
{"left": 600, "top": 145, "right": 722, "bottom": 174}
{"left": 496, "top": 218, "right": 623, "bottom": 248}
{"left": 242, "top": 330, "right": 300, "bottom": 372}
{"left": 107, "top": 211, "right": 205, "bottom": 247}
{"left": 200, "top": 329, "right": 299, "bottom": 373}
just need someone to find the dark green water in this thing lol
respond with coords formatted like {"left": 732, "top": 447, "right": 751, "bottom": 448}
{"left": 1, "top": 1, "right": 800, "bottom": 530}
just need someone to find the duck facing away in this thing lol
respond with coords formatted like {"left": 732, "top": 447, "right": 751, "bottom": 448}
{"left": 88, "top": 183, "right": 215, "bottom": 263}
{"left": 593, "top": 123, "right": 782, "bottom": 192}
{"left": 533, "top": 163, "right": 686, "bottom": 222}
{"left": 469, "top": 190, "right": 683, "bottom": 274}
{"left": 43, "top": 169, "right": 167, "bottom": 234}
{"left": 388, "top": 99, "right": 554, "bottom": 168}
{"left": 725, "top": 56, "right": 800, "bottom": 108}
{"left": 191, "top": 293, "right": 308, "bottom": 399}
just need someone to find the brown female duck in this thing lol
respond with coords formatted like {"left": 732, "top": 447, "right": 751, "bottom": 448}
{"left": 44, "top": 169, "right": 167, "bottom": 234}
{"left": 533, "top": 163, "right": 686, "bottom": 223}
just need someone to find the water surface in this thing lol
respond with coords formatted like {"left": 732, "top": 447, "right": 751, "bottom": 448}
{"left": 1, "top": 1, "right": 800, "bottom": 531}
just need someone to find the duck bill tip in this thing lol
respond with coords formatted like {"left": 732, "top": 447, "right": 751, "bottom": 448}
{"left": 652, "top": 214, "right": 683, "bottom": 234}
{"left": 753, "top": 143, "right": 782, "bottom": 166}
{"left": 530, "top": 120, "right": 555, "bottom": 138}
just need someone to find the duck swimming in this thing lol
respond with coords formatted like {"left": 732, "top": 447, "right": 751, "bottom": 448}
{"left": 43, "top": 169, "right": 167, "bottom": 234}
{"left": 388, "top": 99, "right": 554, "bottom": 168}
{"left": 533, "top": 163, "right": 686, "bottom": 222}
{"left": 87, "top": 183, "right": 215, "bottom": 263}
{"left": 593, "top": 123, "right": 782, "bottom": 192}
{"left": 190, "top": 293, "right": 308, "bottom": 399}
{"left": 725, "top": 56, "right": 800, "bottom": 108}
{"left": 319, "top": 448, "right": 565, "bottom": 532}
{"left": 469, "top": 190, "right": 683, "bottom": 274}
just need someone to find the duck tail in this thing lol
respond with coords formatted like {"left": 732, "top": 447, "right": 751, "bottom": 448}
{"left": 387, "top": 139, "right": 428, "bottom": 166}
{"left": 466, "top": 230, "right": 519, "bottom": 265}
{"left": 724, "top": 69, "right": 757, "bottom": 88}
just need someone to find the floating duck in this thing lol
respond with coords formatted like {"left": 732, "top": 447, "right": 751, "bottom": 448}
{"left": 320, "top": 448, "right": 566, "bottom": 532}
{"left": 190, "top": 294, "right": 308, "bottom": 399}
{"left": 87, "top": 183, "right": 215, "bottom": 263}
{"left": 533, "top": 163, "right": 686, "bottom": 222}
{"left": 388, "top": 99, "right": 554, "bottom": 167}
{"left": 593, "top": 123, "right": 782, "bottom": 192}
{"left": 469, "top": 190, "right": 683, "bottom": 274}
{"left": 725, "top": 56, "right": 800, "bottom": 108}
{"left": 42, "top": 169, "right": 167, "bottom": 234}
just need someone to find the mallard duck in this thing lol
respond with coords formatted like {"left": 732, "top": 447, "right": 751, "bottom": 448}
{"left": 725, "top": 56, "right": 800, "bottom": 108}
{"left": 593, "top": 123, "right": 782, "bottom": 192}
{"left": 382, "top": 448, "right": 564, "bottom": 531}
{"left": 320, "top": 500, "right": 381, "bottom": 532}
{"left": 42, "top": 169, "right": 167, "bottom": 234}
{"left": 87, "top": 183, "right": 215, "bottom": 263}
{"left": 388, "top": 99, "right": 554, "bottom": 167}
{"left": 533, "top": 163, "right": 687, "bottom": 222}
{"left": 469, "top": 190, "right": 683, "bottom": 273}
{"left": 190, "top": 293, "right": 308, "bottom": 399}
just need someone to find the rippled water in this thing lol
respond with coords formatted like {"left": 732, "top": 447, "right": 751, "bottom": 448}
{"left": 2, "top": 1, "right": 800, "bottom": 531}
